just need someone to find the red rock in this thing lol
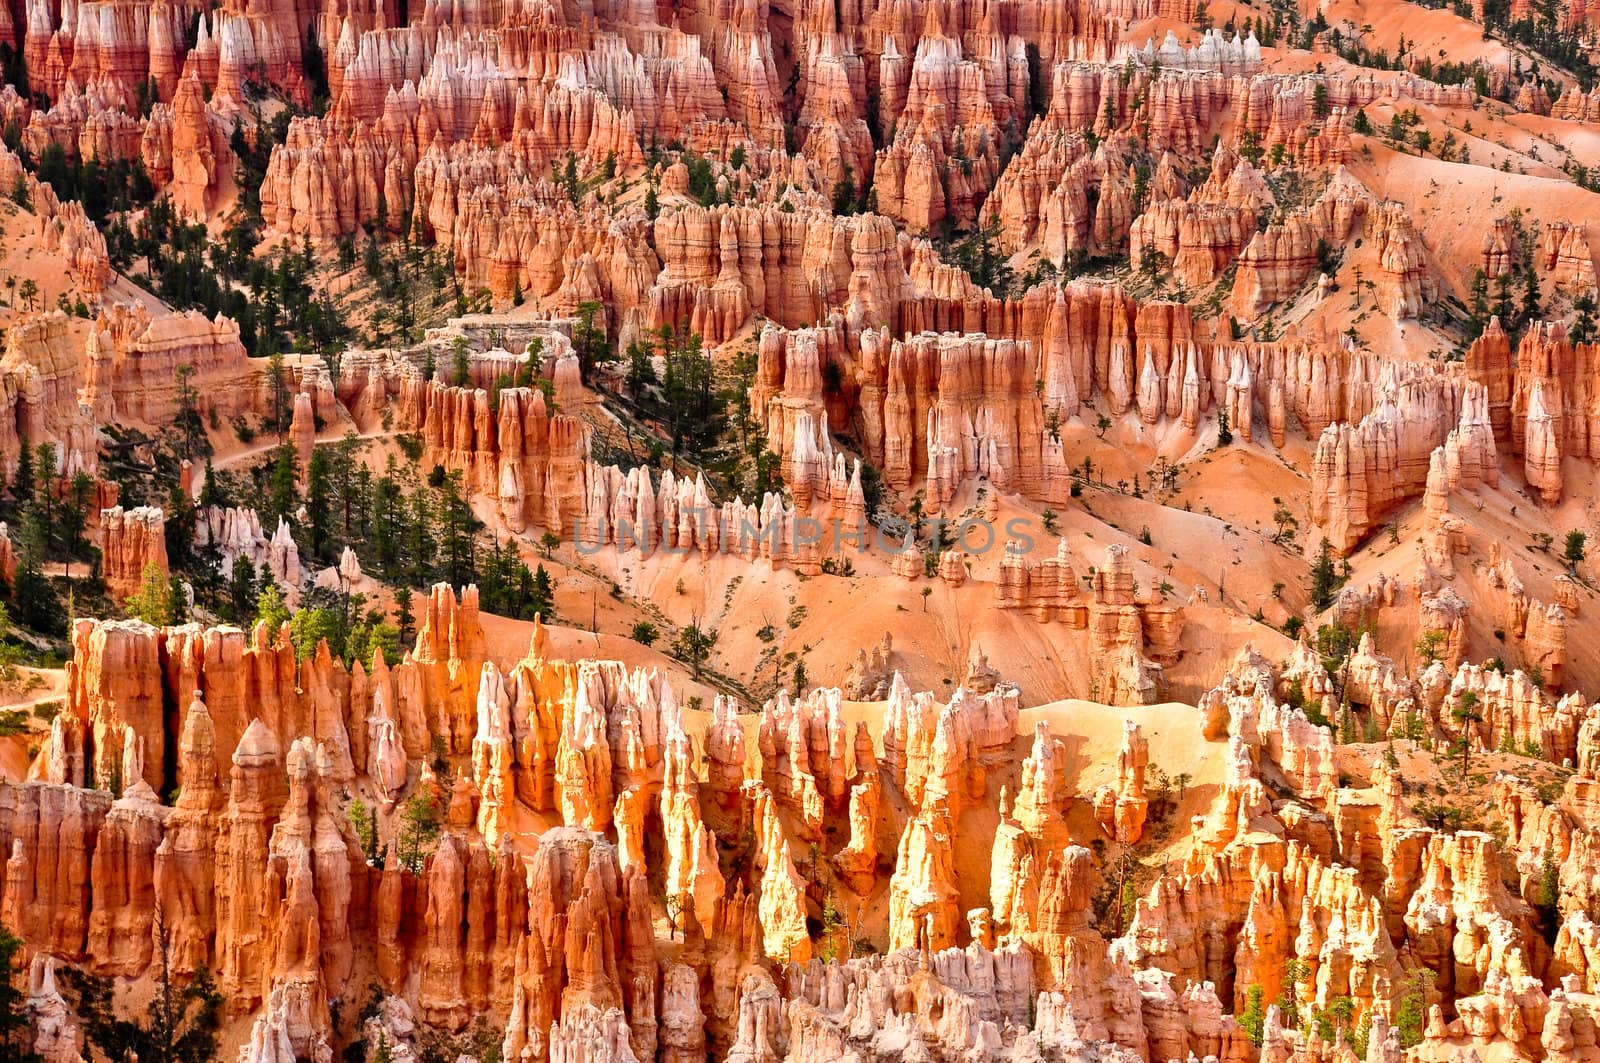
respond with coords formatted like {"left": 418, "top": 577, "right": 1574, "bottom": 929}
{"left": 98, "top": 504, "right": 167, "bottom": 601}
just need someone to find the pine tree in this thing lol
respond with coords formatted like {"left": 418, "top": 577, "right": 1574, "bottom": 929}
{"left": 267, "top": 351, "right": 288, "bottom": 439}
{"left": 165, "top": 481, "right": 197, "bottom": 569}
{"left": 1310, "top": 538, "right": 1339, "bottom": 611}
{"left": 1216, "top": 405, "right": 1233, "bottom": 446}
{"left": 269, "top": 442, "right": 298, "bottom": 526}
{"left": 529, "top": 563, "right": 555, "bottom": 619}
{"left": 393, "top": 586, "right": 414, "bottom": 644}
{"left": 173, "top": 363, "right": 209, "bottom": 460}
{"left": 405, "top": 491, "right": 435, "bottom": 589}
{"left": 1239, "top": 985, "right": 1266, "bottom": 1046}
{"left": 1536, "top": 847, "right": 1561, "bottom": 943}
{"left": 1521, "top": 266, "right": 1542, "bottom": 325}
{"left": 1494, "top": 269, "right": 1516, "bottom": 323}
{"left": 1571, "top": 292, "right": 1597, "bottom": 344}
{"left": 255, "top": 583, "right": 291, "bottom": 638}
{"left": 348, "top": 798, "right": 382, "bottom": 866}
{"left": 1468, "top": 269, "right": 1489, "bottom": 337}
{"left": 30, "top": 443, "right": 58, "bottom": 556}
{"left": 62, "top": 910, "right": 223, "bottom": 1063}
{"left": 10, "top": 560, "right": 64, "bottom": 636}
{"left": 288, "top": 605, "right": 342, "bottom": 661}
{"left": 831, "top": 169, "right": 858, "bottom": 215}
{"left": 571, "top": 301, "right": 613, "bottom": 383}
{"left": 562, "top": 153, "right": 580, "bottom": 205}
{"left": 436, "top": 473, "right": 480, "bottom": 588}
{"left": 395, "top": 791, "right": 442, "bottom": 873}
{"left": 306, "top": 446, "right": 333, "bottom": 562}
{"left": 126, "top": 563, "right": 173, "bottom": 626}
{"left": 226, "top": 560, "right": 258, "bottom": 625}
{"left": 1394, "top": 969, "right": 1434, "bottom": 1048}
{"left": 517, "top": 338, "right": 543, "bottom": 387}
{"left": 62, "top": 470, "right": 94, "bottom": 562}
{"left": 9, "top": 436, "right": 33, "bottom": 507}
{"left": 0, "top": 923, "right": 39, "bottom": 1063}
{"left": 167, "top": 576, "right": 189, "bottom": 625}
{"left": 673, "top": 620, "right": 718, "bottom": 678}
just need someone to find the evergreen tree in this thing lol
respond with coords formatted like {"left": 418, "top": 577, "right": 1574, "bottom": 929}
{"left": 1310, "top": 538, "right": 1339, "bottom": 610}
{"left": 562, "top": 153, "right": 580, "bottom": 205}
{"left": 165, "top": 481, "right": 197, "bottom": 570}
{"left": 1216, "top": 405, "right": 1233, "bottom": 446}
{"left": 61, "top": 911, "right": 223, "bottom": 1063}
{"left": 1494, "top": 269, "right": 1516, "bottom": 324}
{"left": 0, "top": 923, "right": 39, "bottom": 1063}
{"left": 62, "top": 470, "right": 95, "bottom": 562}
{"left": 255, "top": 583, "right": 291, "bottom": 638}
{"left": 226, "top": 560, "right": 258, "bottom": 626}
{"left": 167, "top": 575, "right": 189, "bottom": 625}
{"left": 1536, "top": 848, "right": 1561, "bottom": 943}
{"left": 1394, "top": 969, "right": 1434, "bottom": 1048}
{"left": 395, "top": 791, "right": 442, "bottom": 873}
{"left": 673, "top": 621, "right": 718, "bottom": 678}
{"left": 306, "top": 446, "right": 333, "bottom": 562}
{"left": 1571, "top": 292, "right": 1597, "bottom": 344}
{"left": 1521, "top": 266, "right": 1542, "bottom": 325}
{"left": 10, "top": 559, "right": 64, "bottom": 636}
{"left": 1468, "top": 269, "right": 1490, "bottom": 336}
{"left": 126, "top": 563, "right": 174, "bottom": 626}
{"left": 571, "top": 301, "right": 613, "bottom": 383}
{"left": 529, "top": 563, "right": 555, "bottom": 619}
{"left": 268, "top": 443, "right": 298, "bottom": 527}
{"left": 288, "top": 605, "right": 343, "bottom": 661}
{"left": 1239, "top": 985, "right": 1266, "bottom": 1046}
{"left": 1566, "top": 529, "right": 1588, "bottom": 568}
{"left": 393, "top": 586, "right": 414, "bottom": 645}
{"left": 517, "top": 338, "right": 543, "bottom": 388}
{"left": 8, "top": 436, "right": 33, "bottom": 508}
{"left": 266, "top": 352, "right": 289, "bottom": 439}
{"left": 370, "top": 466, "right": 404, "bottom": 580}
{"left": 173, "top": 364, "right": 209, "bottom": 460}
{"left": 625, "top": 338, "right": 659, "bottom": 400}
{"left": 831, "top": 169, "right": 858, "bottom": 215}
{"left": 405, "top": 491, "right": 435, "bottom": 589}
{"left": 30, "top": 443, "right": 58, "bottom": 555}
{"left": 436, "top": 472, "right": 480, "bottom": 588}
{"left": 659, "top": 327, "right": 722, "bottom": 458}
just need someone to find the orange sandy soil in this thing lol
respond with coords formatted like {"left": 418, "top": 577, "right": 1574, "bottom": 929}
{"left": 0, "top": 199, "right": 159, "bottom": 333}
{"left": 0, "top": 667, "right": 69, "bottom": 780}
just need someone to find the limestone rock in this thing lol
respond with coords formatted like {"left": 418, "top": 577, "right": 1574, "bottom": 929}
{"left": 99, "top": 505, "right": 167, "bottom": 601}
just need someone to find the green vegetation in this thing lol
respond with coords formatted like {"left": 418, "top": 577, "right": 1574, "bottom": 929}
{"left": 395, "top": 790, "right": 443, "bottom": 873}
{"left": 1239, "top": 984, "right": 1266, "bottom": 1046}
{"left": 0, "top": 922, "right": 38, "bottom": 1063}
{"left": 1394, "top": 968, "right": 1435, "bottom": 1048}
{"left": 60, "top": 913, "right": 224, "bottom": 1063}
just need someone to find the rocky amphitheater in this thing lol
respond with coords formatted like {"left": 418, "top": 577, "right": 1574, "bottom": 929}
{"left": 0, "top": 0, "right": 1599, "bottom": 1058}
